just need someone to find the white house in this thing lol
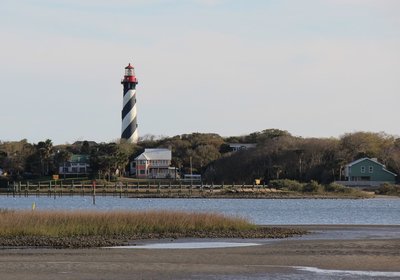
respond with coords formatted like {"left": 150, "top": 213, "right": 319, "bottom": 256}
{"left": 130, "top": 148, "right": 178, "bottom": 179}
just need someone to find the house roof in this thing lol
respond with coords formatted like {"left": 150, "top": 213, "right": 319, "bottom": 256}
{"left": 73, "top": 141, "right": 98, "bottom": 146}
{"left": 347, "top": 157, "right": 377, "bottom": 166}
{"left": 228, "top": 143, "right": 256, "bottom": 148}
{"left": 135, "top": 148, "right": 171, "bottom": 161}
{"left": 70, "top": 154, "right": 90, "bottom": 163}
{"left": 347, "top": 157, "right": 397, "bottom": 176}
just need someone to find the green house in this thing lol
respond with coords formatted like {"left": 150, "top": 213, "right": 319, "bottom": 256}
{"left": 59, "top": 154, "right": 90, "bottom": 176}
{"left": 345, "top": 158, "right": 396, "bottom": 184}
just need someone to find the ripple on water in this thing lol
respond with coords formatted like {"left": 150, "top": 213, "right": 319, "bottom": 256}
{"left": 189, "top": 267, "right": 400, "bottom": 280}
{"left": 108, "top": 242, "right": 261, "bottom": 249}
{"left": 0, "top": 196, "right": 399, "bottom": 225}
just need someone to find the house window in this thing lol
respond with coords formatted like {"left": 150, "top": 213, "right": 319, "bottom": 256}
{"left": 361, "top": 166, "right": 365, "bottom": 173}
{"left": 140, "top": 170, "right": 145, "bottom": 175}
{"left": 369, "top": 166, "right": 373, "bottom": 173}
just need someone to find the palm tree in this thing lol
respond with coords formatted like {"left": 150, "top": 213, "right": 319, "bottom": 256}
{"left": 35, "top": 139, "right": 53, "bottom": 176}
{"left": 54, "top": 149, "right": 72, "bottom": 177}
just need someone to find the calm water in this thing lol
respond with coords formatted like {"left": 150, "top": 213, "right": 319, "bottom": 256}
{"left": 0, "top": 196, "right": 399, "bottom": 225}
{"left": 192, "top": 268, "right": 400, "bottom": 280}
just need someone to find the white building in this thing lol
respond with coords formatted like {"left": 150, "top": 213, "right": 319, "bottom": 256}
{"left": 130, "top": 148, "right": 178, "bottom": 179}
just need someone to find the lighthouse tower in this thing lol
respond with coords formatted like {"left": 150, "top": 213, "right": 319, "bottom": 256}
{"left": 121, "top": 63, "right": 139, "bottom": 143}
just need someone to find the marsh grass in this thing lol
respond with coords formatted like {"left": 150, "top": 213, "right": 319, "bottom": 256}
{"left": 0, "top": 210, "right": 256, "bottom": 238}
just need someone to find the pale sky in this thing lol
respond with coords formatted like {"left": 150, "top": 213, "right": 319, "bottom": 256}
{"left": 1, "top": 0, "right": 399, "bottom": 144}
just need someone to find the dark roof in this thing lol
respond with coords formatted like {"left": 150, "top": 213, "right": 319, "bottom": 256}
{"left": 73, "top": 141, "right": 97, "bottom": 146}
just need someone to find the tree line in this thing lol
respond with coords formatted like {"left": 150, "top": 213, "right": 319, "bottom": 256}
{"left": 0, "top": 129, "right": 399, "bottom": 183}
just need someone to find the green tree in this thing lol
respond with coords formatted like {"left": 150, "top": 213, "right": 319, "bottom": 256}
{"left": 158, "top": 133, "right": 225, "bottom": 175}
{"left": 0, "top": 140, "right": 35, "bottom": 178}
{"left": 80, "top": 141, "right": 91, "bottom": 154}
{"left": 90, "top": 142, "right": 135, "bottom": 180}
{"left": 340, "top": 132, "right": 395, "bottom": 161}
{"left": 35, "top": 139, "right": 53, "bottom": 176}
{"left": 53, "top": 149, "right": 72, "bottom": 174}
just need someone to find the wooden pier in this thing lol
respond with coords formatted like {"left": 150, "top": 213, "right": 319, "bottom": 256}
{"left": 0, "top": 180, "right": 275, "bottom": 199}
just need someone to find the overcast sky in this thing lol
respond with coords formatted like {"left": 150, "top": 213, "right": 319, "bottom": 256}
{"left": 0, "top": 0, "right": 399, "bottom": 144}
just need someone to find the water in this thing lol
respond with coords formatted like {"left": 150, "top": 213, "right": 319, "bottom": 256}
{"left": 195, "top": 268, "right": 400, "bottom": 280}
{"left": 0, "top": 196, "right": 399, "bottom": 225}
{"left": 111, "top": 242, "right": 261, "bottom": 249}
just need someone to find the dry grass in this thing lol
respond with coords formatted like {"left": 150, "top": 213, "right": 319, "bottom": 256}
{"left": 0, "top": 210, "right": 256, "bottom": 238}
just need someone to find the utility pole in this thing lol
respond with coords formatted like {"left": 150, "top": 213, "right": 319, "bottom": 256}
{"left": 190, "top": 156, "right": 193, "bottom": 186}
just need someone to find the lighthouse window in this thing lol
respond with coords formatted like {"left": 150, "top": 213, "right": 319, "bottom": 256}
{"left": 125, "top": 69, "right": 134, "bottom": 76}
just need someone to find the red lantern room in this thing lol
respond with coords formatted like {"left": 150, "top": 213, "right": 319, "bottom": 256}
{"left": 123, "top": 63, "right": 138, "bottom": 83}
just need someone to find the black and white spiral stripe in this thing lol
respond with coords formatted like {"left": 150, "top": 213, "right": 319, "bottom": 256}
{"left": 121, "top": 83, "right": 138, "bottom": 143}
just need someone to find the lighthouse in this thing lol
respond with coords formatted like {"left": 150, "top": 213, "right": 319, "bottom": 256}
{"left": 121, "top": 63, "right": 139, "bottom": 143}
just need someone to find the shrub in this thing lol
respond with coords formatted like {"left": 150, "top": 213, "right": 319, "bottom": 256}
{"left": 325, "top": 183, "right": 358, "bottom": 194}
{"left": 325, "top": 182, "right": 344, "bottom": 192}
{"left": 376, "top": 183, "right": 400, "bottom": 196}
{"left": 303, "top": 180, "right": 322, "bottom": 193}
{"left": 269, "top": 179, "right": 303, "bottom": 191}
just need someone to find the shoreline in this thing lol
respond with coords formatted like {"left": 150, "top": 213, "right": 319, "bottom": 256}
{"left": 0, "top": 192, "right": 379, "bottom": 199}
{"left": 0, "top": 184, "right": 379, "bottom": 199}
{"left": 0, "top": 225, "right": 398, "bottom": 279}
{"left": 0, "top": 226, "right": 307, "bottom": 249}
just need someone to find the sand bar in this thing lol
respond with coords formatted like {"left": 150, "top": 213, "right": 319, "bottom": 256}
{"left": 0, "top": 225, "right": 399, "bottom": 279}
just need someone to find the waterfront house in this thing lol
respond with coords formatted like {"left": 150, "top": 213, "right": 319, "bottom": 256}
{"left": 131, "top": 148, "right": 178, "bottom": 179}
{"left": 59, "top": 154, "right": 90, "bottom": 176}
{"left": 342, "top": 157, "right": 397, "bottom": 186}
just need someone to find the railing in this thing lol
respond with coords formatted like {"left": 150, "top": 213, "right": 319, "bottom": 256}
{"left": 0, "top": 181, "right": 276, "bottom": 198}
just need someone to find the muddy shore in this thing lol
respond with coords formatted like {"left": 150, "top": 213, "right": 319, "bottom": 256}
{"left": 0, "top": 227, "right": 307, "bottom": 248}
{"left": 0, "top": 225, "right": 399, "bottom": 279}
